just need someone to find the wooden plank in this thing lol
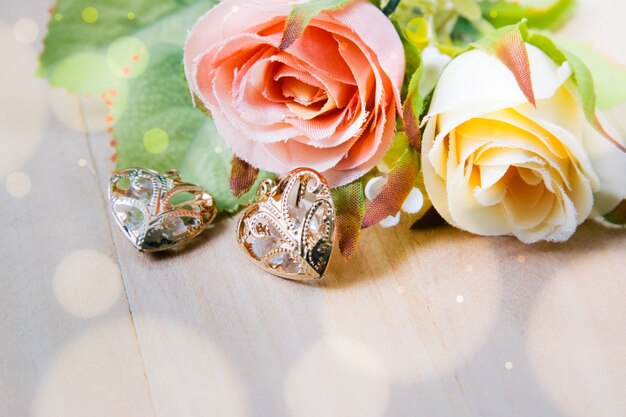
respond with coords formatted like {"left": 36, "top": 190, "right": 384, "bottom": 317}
{"left": 0, "top": 15, "right": 154, "bottom": 414}
{"left": 86, "top": 0, "right": 626, "bottom": 414}
{"left": 2, "top": 0, "right": 626, "bottom": 416}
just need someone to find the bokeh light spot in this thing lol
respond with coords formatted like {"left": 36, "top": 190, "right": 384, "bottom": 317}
{"left": 405, "top": 16, "right": 429, "bottom": 46}
{"left": 13, "top": 18, "right": 39, "bottom": 44}
{"left": 107, "top": 36, "right": 149, "bottom": 79}
{"left": 127, "top": 12, "right": 136, "bottom": 20}
{"left": 47, "top": 87, "right": 110, "bottom": 134}
{"left": 51, "top": 52, "right": 116, "bottom": 94}
{"left": 53, "top": 249, "right": 123, "bottom": 318}
{"left": 143, "top": 128, "right": 169, "bottom": 154}
{"left": 31, "top": 319, "right": 154, "bottom": 417}
{"left": 5, "top": 172, "right": 31, "bottom": 198}
{"left": 54, "top": 13, "right": 63, "bottom": 22}
{"left": 285, "top": 338, "right": 389, "bottom": 417}
{"left": 78, "top": 158, "right": 87, "bottom": 167}
{"left": 0, "top": 22, "right": 48, "bottom": 179}
{"left": 214, "top": 146, "right": 223, "bottom": 154}
{"left": 82, "top": 7, "right": 99, "bottom": 24}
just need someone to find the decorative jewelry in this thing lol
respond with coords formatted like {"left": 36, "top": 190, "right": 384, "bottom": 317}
{"left": 108, "top": 168, "right": 217, "bottom": 252}
{"left": 237, "top": 168, "right": 336, "bottom": 281}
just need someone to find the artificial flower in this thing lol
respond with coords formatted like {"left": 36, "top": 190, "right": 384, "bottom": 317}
{"left": 184, "top": 0, "right": 404, "bottom": 187}
{"left": 421, "top": 43, "right": 626, "bottom": 243}
{"left": 419, "top": 45, "right": 452, "bottom": 97}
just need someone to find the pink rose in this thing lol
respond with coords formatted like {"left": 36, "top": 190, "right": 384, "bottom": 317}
{"left": 184, "top": 0, "right": 404, "bottom": 187}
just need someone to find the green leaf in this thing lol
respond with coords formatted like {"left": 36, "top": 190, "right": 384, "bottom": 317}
{"left": 603, "top": 200, "right": 626, "bottom": 226}
{"left": 391, "top": 18, "right": 421, "bottom": 102}
{"left": 39, "top": 0, "right": 271, "bottom": 212}
{"left": 332, "top": 180, "right": 365, "bottom": 259}
{"left": 362, "top": 143, "right": 419, "bottom": 229}
{"left": 451, "top": 16, "right": 484, "bottom": 46}
{"left": 39, "top": 0, "right": 217, "bottom": 91}
{"left": 280, "top": 0, "right": 351, "bottom": 50}
{"left": 382, "top": 132, "right": 410, "bottom": 168}
{"left": 391, "top": 18, "right": 423, "bottom": 149}
{"left": 230, "top": 156, "right": 260, "bottom": 199}
{"left": 524, "top": 30, "right": 567, "bottom": 65}
{"left": 481, "top": 0, "right": 576, "bottom": 30}
{"left": 451, "top": 0, "right": 482, "bottom": 22}
{"left": 526, "top": 31, "right": 626, "bottom": 153}
{"left": 553, "top": 36, "right": 626, "bottom": 110}
{"left": 402, "top": 50, "right": 424, "bottom": 149}
{"left": 112, "top": 44, "right": 267, "bottom": 212}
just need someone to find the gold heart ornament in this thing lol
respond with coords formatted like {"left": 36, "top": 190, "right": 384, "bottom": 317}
{"left": 108, "top": 168, "right": 217, "bottom": 252}
{"left": 237, "top": 168, "right": 336, "bottom": 281}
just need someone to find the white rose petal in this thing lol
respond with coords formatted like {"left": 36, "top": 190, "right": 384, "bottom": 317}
{"left": 401, "top": 187, "right": 424, "bottom": 214}
{"left": 419, "top": 45, "right": 452, "bottom": 97}
{"left": 421, "top": 42, "right": 625, "bottom": 243}
{"left": 428, "top": 44, "right": 572, "bottom": 143}
{"left": 364, "top": 176, "right": 387, "bottom": 200}
{"left": 379, "top": 212, "right": 401, "bottom": 228}
{"left": 580, "top": 112, "right": 626, "bottom": 215}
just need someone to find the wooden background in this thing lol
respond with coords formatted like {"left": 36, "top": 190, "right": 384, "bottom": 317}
{"left": 2, "top": 1, "right": 625, "bottom": 416}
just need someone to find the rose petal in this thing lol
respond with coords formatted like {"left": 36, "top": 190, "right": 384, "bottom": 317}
{"left": 184, "top": 0, "right": 292, "bottom": 91}
{"left": 402, "top": 188, "right": 424, "bottom": 214}
{"left": 364, "top": 176, "right": 386, "bottom": 200}
{"left": 282, "top": 25, "right": 355, "bottom": 85}
{"left": 581, "top": 111, "right": 626, "bottom": 215}
{"left": 428, "top": 44, "right": 572, "bottom": 138}
{"left": 325, "top": 0, "right": 404, "bottom": 109}
{"left": 185, "top": 0, "right": 404, "bottom": 188}
{"left": 379, "top": 212, "right": 401, "bottom": 228}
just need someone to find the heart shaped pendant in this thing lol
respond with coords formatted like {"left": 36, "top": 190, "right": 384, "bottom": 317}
{"left": 108, "top": 168, "right": 217, "bottom": 252}
{"left": 237, "top": 168, "right": 335, "bottom": 281}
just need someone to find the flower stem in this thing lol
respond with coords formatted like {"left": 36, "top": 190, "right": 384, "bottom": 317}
{"left": 383, "top": 0, "right": 402, "bottom": 16}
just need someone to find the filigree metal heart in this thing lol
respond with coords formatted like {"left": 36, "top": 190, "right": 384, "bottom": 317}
{"left": 237, "top": 168, "right": 335, "bottom": 281}
{"left": 108, "top": 168, "right": 217, "bottom": 252}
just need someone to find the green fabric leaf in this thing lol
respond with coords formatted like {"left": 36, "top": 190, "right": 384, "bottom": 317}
{"left": 391, "top": 18, "right": 423, "bottom": 148}
{"left": 392, "top": 18, "right": 421, "bottom": 102}
{"left": 451, "top": 16, "right": 484, "bottom": 46}
{"left": 39, "top": 0, "right": 217, "bottom": 89}
{"left": 603, "top": 200, "right": 626, "bottom": 226}
{"left": 280, "top": 0, "right": 352, "bottom": 50}
{"left": 382, "top": 132, "right": 410, "bottom": 168}
{"left": 553, "top": 36, "right": 626, "bottom": 110}
{"left": 230, "top": 156, "right": 260, "bottom": 199}
{"left": 112, "top": 44, "right": 268, "bottom": 212}
{"left": 451, "top": 0, "right": 482, "bottom": 22}
{"left": 481, "top": 0, "right": 576, "bottom": 30}
{"left": 402, "top": 50, "right": 424, "bottom": 149}
{"left": 362, "top": 143, "right": 419, "bottom": 229}
{"left": 39, "top": 0, "right": 270, "bottom": 212}
{"left": 526, "top": 31, "right": 626, "bottom": 152}
{"left": 332, "top": 180, "right": 366, "bottom": 259}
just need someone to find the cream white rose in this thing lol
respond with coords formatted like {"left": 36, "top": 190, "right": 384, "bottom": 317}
{"left": 422, "top": 43, "right": 626, "bottom": 243}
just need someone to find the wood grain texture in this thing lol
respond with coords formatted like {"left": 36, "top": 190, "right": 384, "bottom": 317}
{"left": 1, "top": 1, "right": 626, "bottom": 416}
